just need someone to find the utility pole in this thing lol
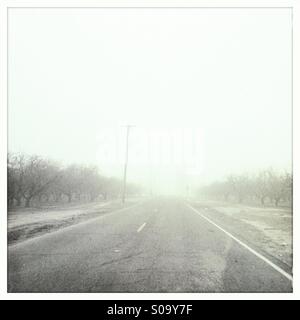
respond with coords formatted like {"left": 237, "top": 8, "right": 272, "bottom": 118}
{"left": 122, "top": 125, "right": 133, "bottom": 204}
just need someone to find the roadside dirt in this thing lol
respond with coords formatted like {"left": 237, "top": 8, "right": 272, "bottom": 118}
{"left": 190, "top": 200, "right": 292, "bottom": 270}
{"left": 8, "top": 198, "right": 142, "bottom": 245}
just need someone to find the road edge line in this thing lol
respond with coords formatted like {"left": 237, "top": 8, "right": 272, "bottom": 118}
{"left": 185, "top": 203, "right": 293, "bottom": 282}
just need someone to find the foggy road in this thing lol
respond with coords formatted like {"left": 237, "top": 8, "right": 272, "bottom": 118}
{"left": 8, "top": 198, "right": 292, "bottom": 292}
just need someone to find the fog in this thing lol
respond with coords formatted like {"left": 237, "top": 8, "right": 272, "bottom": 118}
{"left": 8, "top": 8, "right": 292, "bottom": 195}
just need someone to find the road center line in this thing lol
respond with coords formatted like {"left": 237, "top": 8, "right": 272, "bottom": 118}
{"left": 137, "top": 222, "right": 146, "bottom": 233}
{"left": 185, "top": 203, "right": 293, "bottom": 282}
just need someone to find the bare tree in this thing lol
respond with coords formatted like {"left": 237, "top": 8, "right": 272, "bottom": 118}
{"left": 7, "top": 153, "right": 26, "bottom": 207}
{"left": 268, "top": 171, "right": 292, "bottom": 207}
{"left": 7, "top": 153, "right": 140, "bottom": 208}
{"left": 252, "top": 170, "right": 271, "bottom": 206}
{"left": 282, "top": 172, "right": 292, "bottom": 203}
{"left": 81, "top": 166, "right": 105, "bottom": 202}
{"left": 56, "top": 165, "right": 79, "bottom": 203}
{"left": 21, "top": 156, "right": 60, "bottom": 207}
{"left": 198, "top": 169, "right": 292, "bottom": 208}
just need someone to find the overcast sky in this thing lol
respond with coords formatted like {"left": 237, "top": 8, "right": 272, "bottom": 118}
{"left": 8, "top": 8, "right": 292, "bottom": 194}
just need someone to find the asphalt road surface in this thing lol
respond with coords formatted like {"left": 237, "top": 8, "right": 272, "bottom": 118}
{"left": 8, "top": 198, "right": 292, "bottom": 292}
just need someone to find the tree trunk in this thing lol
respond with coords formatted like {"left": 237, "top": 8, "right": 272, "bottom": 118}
{"left": 25, "top": 198, "right": 31, "bottom": 208}
{"left": 261, "top": 196, "right": 265, "bottom": 206}
{"left": 16, "top": 197, "right": 21, "bottom": 206}
{"left": 8, "top": 198, "right": 13, "bottom": 208}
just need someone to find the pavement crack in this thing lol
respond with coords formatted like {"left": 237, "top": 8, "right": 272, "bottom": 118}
{"left": 98, "top": 251, "right": 143, "bottom": 268}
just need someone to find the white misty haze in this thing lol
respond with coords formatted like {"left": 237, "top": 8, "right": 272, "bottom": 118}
{"left": 8, "top": 8, "right": 292, "bottom": 194}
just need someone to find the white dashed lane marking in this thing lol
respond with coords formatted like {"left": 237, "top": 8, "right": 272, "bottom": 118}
{"left": 137, "top": 222, "right": 146, "bottom": 233}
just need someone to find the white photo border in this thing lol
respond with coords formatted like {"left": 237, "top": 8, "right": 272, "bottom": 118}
{"left": 0, "top": 0, "right": 298, "bottom": 300}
